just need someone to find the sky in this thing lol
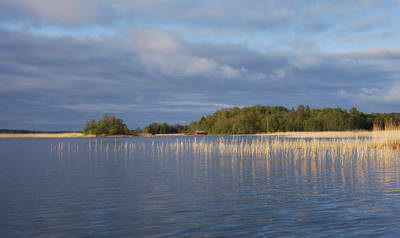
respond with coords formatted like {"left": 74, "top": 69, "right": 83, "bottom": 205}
{"left": 1, "top": 0, "right": 400, "bottom": 130}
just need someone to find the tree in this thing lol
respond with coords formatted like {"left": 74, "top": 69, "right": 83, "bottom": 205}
{"left": 144, "top": 122, "right": 186, "bottom": 134}
{"left": 83, "top": 114, "right": 130, "bottom": 135}
{"left": 186, "top": 105, "right": 394, "bottom": 134}
{"left": 83, "top": 119, "right": 97, "bottom": 134}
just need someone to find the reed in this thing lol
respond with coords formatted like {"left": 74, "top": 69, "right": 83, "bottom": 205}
{"left": 168, "top": 126, "right": 400, "bottom": 163}
{"left": 261, "top": 130, "right": 373, "bottom": 138}
{"left": 168, "top": 137, "right": 397, "bottom": 161}
{"left": 51, "top": 127, "right": 400, "bottom": 166}
{"left": 369, "top": 124, "right": 400, "bottom": 150}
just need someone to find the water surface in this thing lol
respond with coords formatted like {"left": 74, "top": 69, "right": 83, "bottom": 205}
{"left": 1, "top": 137, "right": 400, "bottom": 237}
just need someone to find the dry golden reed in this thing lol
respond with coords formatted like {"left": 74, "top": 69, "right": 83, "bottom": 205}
{"left": 50, "top": 126, "right": 400, "bottom": 168}
{"left": 165, "top": 126, "right": 400, "bottom": 163}
{"left": 167, "top": 137, "right": 397, "bottom": 161}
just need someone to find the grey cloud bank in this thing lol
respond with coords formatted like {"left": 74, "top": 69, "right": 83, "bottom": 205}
{"left": 0, "top": 1, "right": 399, "bottom": 130}
{"left": 0, "top": 0, "right": 397, "bottom": 33}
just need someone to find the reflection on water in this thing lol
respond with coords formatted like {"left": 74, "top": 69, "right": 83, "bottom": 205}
{"left": 52, "top": 137, "right": 399, "bottom": 176}
{"left": 1, "top": 137, "right": 400, "bottom": 237}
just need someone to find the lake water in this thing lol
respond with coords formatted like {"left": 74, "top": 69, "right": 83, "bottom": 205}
{"left": 1, "top": 137, "right": 400, "bottom": 237}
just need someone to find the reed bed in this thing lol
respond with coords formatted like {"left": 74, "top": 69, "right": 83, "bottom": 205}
{"left": 261, "top": 128, "right": 400, "bottom": 139}
{"left": 50, "top": 126, "right": 400, "bottom": 169}
{"left": 261, "top": 131, "right": 373, "bottom": 138}
{"left": 168, "top": 137, "right": 398, "bottom": 162}
{"left": 51, "top": 136, "right": 399, "bottom": 164}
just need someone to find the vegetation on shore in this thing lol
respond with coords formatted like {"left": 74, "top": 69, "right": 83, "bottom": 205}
{"left": 83, "top": 114, "right": 130, "bottom": 136}
{"left": 81, "top": 105, "right": 400, "bottom": 136}
{"left": 3, "top": 105, "right": 400, "bottom": 137}
{"left": 186, "top": 105, "right": 400, "bottom": 135}
{"left": 144, "top": 123, "right": 187, "bottom": 135}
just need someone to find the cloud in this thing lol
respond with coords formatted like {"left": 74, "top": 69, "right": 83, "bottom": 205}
{"left": 345, "top": 14, "right": 390, "bottom": 32}
{"left": 132, "top": 29, "right": 182, "bottom": 54}
{"left": 2, "top": 1, "right": 400, "bottom": 131}
{"left": 124, "top": 28, "right": 244, "bottom": 79}
{"left": 346, "top": 32, "right": 398, "bottom": 41}
{"left": 339, "top": 84, "right": 400, "bottom": 109}
{"left": 1, "top": 28, "right": 400, "bottom": 130}
{"left": 0, "top": 0, "right": 395, "bottom": 35}
{"left": 0, "top": 0, "right": 108, "bottom": 26}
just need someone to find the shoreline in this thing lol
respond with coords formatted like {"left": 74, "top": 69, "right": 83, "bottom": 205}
{"left": 0, "top": 132, "right": 95, "bottom": 138}
{"left": 0, "top": 132, "right": 187, "bottom": 138}
{"left": 1, "top": 130, "right": 398, "bottom": 150}
{"left": 0, "top": 131, "right": 376, "bottom": 138}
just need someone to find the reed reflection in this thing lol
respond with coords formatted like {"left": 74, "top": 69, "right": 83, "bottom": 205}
{"left": 51, "top": 137, "right": 400, "bottom": 192}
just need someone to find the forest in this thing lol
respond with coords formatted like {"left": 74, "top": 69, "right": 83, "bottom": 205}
{"left": 81, "top": 106, "right": 400, "bottom": 136}
{"left": 186, "top": 105, "right": 400, "bottom": 135}
{"left": 143, "top": 123, "right": 186, "bottom": 134}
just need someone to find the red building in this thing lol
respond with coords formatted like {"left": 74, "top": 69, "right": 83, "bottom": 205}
{"left": 193, "top": 130, "right": 207, "bottom": 136}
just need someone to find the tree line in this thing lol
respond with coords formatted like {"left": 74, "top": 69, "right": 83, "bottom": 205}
{"left": 82, "top": 114, "right": 186, "bottom": 136}
{"left": 83, "top": 106, "right": 400, "bottom": 135}
{"left": 186, "top": 105, "right": 400, "bottom": 134}
{"left": 143, "top": 123, "right": 187, "bottom": 134}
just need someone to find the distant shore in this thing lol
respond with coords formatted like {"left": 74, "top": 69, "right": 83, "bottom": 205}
{"left": 0, "top": 132, "right": 95, "bottom": 138}
{"left": 0, "top": 132, "right": 187, "bottom": 138}
{"left": 0, "top": 131, "right": 377, "bottom": 138}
